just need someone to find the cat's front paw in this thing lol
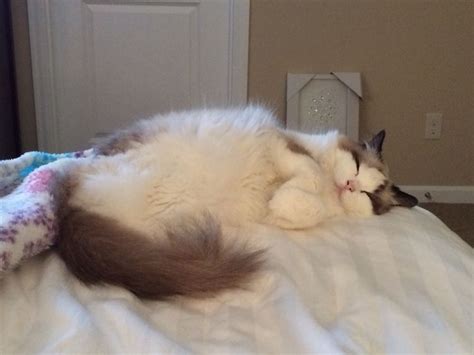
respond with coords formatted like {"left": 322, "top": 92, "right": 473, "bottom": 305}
{"left": 266, "top": 187, "right": 326, "bottom": 229}
{"left": 283, "top": 175, "right": 320, "bottom": 194}
{"left": 340, "top": 191, "right": 373, "bottom": 217}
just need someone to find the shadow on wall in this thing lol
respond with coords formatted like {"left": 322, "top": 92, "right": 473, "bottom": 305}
{"left": 0, "top": 0, "right": 20, "bottom": 159}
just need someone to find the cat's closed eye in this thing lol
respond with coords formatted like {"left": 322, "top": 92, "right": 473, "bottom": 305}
{"left": 351, "top": 151, "right": 360, "bottom": 173}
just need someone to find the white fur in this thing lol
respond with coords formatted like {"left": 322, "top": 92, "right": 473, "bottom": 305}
{"left": 70, "top": 106, "right": 385, "bottom": 233}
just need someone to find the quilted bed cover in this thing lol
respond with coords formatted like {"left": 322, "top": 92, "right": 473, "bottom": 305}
{"left": 0, "top": 207, "right": 472, "bottom": 354}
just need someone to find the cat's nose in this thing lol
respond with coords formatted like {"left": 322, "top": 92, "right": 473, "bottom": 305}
{"left": 345, "top": 180, "right": 356, "bottom": 192}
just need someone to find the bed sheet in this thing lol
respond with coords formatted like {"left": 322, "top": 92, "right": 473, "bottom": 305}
{"left": 0, "top": 207, "right": 472, "bottom": 354}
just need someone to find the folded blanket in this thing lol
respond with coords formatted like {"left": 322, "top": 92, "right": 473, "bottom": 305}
{"left": 0, "top": 151, "right": 90, "bottom": 273}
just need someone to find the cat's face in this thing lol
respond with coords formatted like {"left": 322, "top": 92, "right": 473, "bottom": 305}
{"left": 334, "top": 130, "right": 418, "bottom": 216}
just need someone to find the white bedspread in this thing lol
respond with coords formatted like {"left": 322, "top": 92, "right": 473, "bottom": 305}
{"left": 1, "top": 207, "right": 472, "bottom": 354}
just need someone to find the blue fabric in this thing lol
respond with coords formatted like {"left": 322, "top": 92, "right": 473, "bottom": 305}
{"left": 18, "top": 152, "right": 78, "bottom": 179}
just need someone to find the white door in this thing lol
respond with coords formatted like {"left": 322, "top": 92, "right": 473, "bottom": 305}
{"left": 28, "top": 0, "right": 249, "bottom": 152}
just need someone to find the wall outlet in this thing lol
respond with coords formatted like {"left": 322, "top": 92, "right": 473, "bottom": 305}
{"left": 425, "top": 113, "right": 442, "bottom": 139}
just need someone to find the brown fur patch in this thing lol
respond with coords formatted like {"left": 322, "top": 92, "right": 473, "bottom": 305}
{"left": 338, "top": 137, "right": 388, "bottom": 175}
{"left": 338, "top": 136, "right": 362, "bottom": 153}
{"left": 364, "top": 191, "right": 393, "bottom": 215}
{"left": 94, "top": 130, "right": 144, "bottom": 156}
{"left": 364, "top": 182, "right": 393, "bottom": 215}
{"left": 93, "top": 119, "right": 163, "bottom": 156}
{"left": 391, "top": 185, "right": 418, "bottom": 208}
{"left": 364, "top": 181, "right": 418, "bottom": 214}
{"left": 285, "top": 136, "right": 312, "bottom": 157}
{"left": 56, "top": 207, "right": 264, "bottom": 299}
{"left": 94, "top": 120, "right": 170, "bottom": 156}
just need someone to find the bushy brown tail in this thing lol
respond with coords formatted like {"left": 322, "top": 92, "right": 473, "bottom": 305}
{"left": 56, "top": 208, "right": 264, "bottom": 299}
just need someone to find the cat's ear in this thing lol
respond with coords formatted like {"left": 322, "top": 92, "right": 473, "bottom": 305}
{"left": 391, "top": 185, "right": 418, "bottom": 208}
{"left": 366, "top": 130, "right": 386, "bottom": 156}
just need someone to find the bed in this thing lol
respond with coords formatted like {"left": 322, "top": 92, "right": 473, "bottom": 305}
{"left": 1, "top": 204, "right": 472, "bottom": 354}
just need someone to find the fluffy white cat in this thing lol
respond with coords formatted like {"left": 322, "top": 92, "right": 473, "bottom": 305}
{"left": 57, "top": 106, "right": 417, "bottom": 299}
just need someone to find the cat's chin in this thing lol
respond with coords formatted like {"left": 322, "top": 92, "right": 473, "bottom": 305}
{"left": 336, "top": 187, "right": 344, "bottom": 198}
{"left": 335, "top": 184, "right": 349, "bottom": 199}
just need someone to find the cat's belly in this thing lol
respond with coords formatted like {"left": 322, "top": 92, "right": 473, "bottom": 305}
{"left": 138, "top": 135, "right": 279, "bottom": 228}
{"left": 70, "top": 133, "right": 279, "bottom": 234}
{"left": 146, "top": 163, "right": 278, "bottom": 228}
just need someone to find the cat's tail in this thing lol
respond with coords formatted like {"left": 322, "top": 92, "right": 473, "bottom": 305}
{"left": 56, "top": 207, "right": 264, "bottom": 299}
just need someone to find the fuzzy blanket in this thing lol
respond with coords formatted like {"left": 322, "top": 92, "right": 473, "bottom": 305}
{"left": 0, "top": 151, "right": 89, "bottom": 273}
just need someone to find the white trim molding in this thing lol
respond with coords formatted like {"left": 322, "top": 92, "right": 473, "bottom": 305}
{"left": 400, "top": 185, "right": 474, "bottom": 204}
{"left": 228, "top": 0, "right": 249, "bottom": 105}
{"left": 28, "top": 0, "right": 60, "bottom": 151}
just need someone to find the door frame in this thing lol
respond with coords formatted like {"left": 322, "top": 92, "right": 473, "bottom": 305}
{"left": 27, "top": 0, "right": 249, "bottom": 151}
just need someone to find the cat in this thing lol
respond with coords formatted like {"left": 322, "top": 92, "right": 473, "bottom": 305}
{"left": 57, "top": 105, "right": 417, "bottom": 299}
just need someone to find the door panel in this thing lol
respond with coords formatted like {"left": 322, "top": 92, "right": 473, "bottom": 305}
{"left": 28, "top": 0, "right": 248, "bottom": 151}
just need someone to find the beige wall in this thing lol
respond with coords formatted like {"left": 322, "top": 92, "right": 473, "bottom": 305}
{"left": 249, "top": 0, "right": 473, "bottom": 185}
{"left": 12, "top": 0, "right": 473, "bottom": 185}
